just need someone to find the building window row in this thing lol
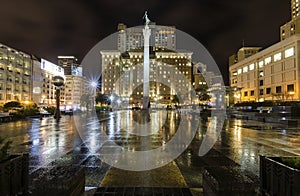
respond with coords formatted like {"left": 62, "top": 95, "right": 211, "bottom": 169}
{"left": 243, "top": 84, "right": 294, "bottom": 97}
{"left": 235, "top": 47, "right": 295, "bottom": 75}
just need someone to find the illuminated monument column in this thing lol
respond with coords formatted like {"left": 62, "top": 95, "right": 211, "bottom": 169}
{"left": 142, "top": 12, "right": 151, "bottom": 109}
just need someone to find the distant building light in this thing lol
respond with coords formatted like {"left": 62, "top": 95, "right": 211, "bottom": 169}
{"left": 264, "top": 57, "right": 271, "bottom": 65}
{"left": 57, "top": 56, "right": 77, "bottom": 59}
{"left": 274, "top": 52, "right": 282, "bottom": 62}
{"left": 259, "top": 61, "right": 264, "bottom": 68}
{"left": 285, "top": 47, "right": 295, "bottom": 58}
{"left": 237, "top": 69, "right": 242, "bottom": 75}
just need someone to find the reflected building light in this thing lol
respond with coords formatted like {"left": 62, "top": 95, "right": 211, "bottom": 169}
{"left": 282, "top": 129, "right": 287, "bottom": 134}
{"left": 33, "top": 139, "right": 39, "bottom": 146}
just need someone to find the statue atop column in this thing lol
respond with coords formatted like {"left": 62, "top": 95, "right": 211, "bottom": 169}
{"left": 143, "top": 11, "right": 151, "bottom": 26}
{"left": 142, "top": 11, "right": 151, "bottom": 110}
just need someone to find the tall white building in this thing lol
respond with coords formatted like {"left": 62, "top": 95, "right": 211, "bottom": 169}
{"left": 64, "top": 75, "right": 89, "bottom": 110}
{"left": 0, "top": 43, "right": 32, "bottom": 105}
{"left": 117, "top": 23, "right": 176, "bottom": 53}
{"left": 39, "top": 58, "right": 65, "bottom": 106}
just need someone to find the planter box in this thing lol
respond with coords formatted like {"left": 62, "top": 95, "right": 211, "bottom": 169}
{"left": 260, "top": 155, "right": 300, "bottom": 196}
{"left": 32, "top": 166, "right": 85, "bottom": 196}
{"left": 0, "top": 153, "right": 29, "bottom": 195}
{"left": 203, "top": 166, "right": 256, "bottom": 196}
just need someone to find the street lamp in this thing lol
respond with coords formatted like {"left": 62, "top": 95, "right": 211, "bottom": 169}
{"left": 53, "top": 75, "right": 64, "bottom": 120}
{"left": 90, "top": 81, "right": 98, "bottom": 110}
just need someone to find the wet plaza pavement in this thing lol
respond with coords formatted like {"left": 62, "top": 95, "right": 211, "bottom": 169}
{"left": 0, "top": 110, "right": 300, "bottom": 195}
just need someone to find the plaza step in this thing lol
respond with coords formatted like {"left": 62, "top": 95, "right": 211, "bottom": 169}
{"left": 93, "top": 187, "right": 193, "bottom": 195}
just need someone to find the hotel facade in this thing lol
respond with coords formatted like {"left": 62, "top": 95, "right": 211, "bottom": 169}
{"left": 101, "top": 48, "right": 193, "bottom": 104}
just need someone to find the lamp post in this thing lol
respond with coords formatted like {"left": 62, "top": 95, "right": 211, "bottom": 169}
{"left": 90, "top": 81, "right": 97, "bottom": 110}
{"left": 53, "top": 76, "right": 64, "bottom": 120}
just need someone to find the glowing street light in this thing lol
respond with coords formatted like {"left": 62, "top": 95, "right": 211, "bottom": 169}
{"left": 90, "top": 81, "right": 98, "bottom": 110}
{"left": 91, "top": 81, "right": 97, "bottom": 88}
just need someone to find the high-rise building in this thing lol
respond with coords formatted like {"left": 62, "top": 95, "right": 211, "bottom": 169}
{"left": 0, "top": 43, "right": 32, "bottom": 105}
{"left": 64, "top": 75, "right": 89, "bottom": 110}
{"left": 229, "top": 1, "right": 300, "bottom": 103}
{"left": 39, "top": 58, "right": 65, "bottom": 106}
{"left": 57, "top": 56, "right": 78, "bottom": 75}
{"left": 57, "top": 55, "right": 89, "bottom": 109}
{"left": 281, "top": 0, "right": 300, "bottom": 40}
{"left": 291, "top": 0, "right": 300, "bottom": 19}
{"left": 32, "top": 56, "right": 43, "bottom": 105}
{"left": 117, "top": 23, "right": 176, "bottom": 53}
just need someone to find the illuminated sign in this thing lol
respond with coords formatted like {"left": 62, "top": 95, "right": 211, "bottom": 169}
{"left": 41, "top": 59, "right": 64, "bottom": 76}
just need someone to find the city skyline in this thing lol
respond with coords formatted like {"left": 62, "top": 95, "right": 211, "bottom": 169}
{"left": 0, "top": 0, "right": 290, "bottom": 84}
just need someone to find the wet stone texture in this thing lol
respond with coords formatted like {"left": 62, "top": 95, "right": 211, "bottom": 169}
{"left": 0, "top": 111, "right": 300, "bottom": 195}
{"left": 202, "top": 166, "right": 257, "bottom": 196}
{"left": 100, "top": 161, "right": 187, "bottom": 188}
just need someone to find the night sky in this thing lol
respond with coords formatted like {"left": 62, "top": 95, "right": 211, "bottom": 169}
{"left": 0, "top": 0, "right": 291, "bottom": 84}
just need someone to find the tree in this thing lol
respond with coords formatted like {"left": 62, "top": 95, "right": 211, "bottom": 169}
{"left": 80, "top": 94, "right": 91, "bottom": 110}
{"left": 95, "top": 93, "right": 108, "bottom": 106}
{"left": 4, "top": 101, "right": 22, "bottom": 108}
{"left": 195, "top": 85, "right": 211, "bottom": 101}
{"left": 171, "top": 95, "right": 180, "bottom": 104}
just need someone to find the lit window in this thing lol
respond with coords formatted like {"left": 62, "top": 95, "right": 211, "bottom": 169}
{"left": 274, "top": 52, "right": 282, "bottom": 62}
{"left": 233, "top": 71, "right": 237, "bottom": 76}
{"left": 237, "top": 69, "right": 242, "bottom": 75}
{"left": 259, "top": 61, "right": 264, "bottom": 68}
{"left": 249, "top": 63, "right": 255, "bottom": 70}
{"left": 264, "top": 57, "right": 271, "bottom": 65}
{"left": 285, "top": 47, "right": 295, "bottom": 58}
{"left": 243, "top": 66, "right": 248, "bottom": 73}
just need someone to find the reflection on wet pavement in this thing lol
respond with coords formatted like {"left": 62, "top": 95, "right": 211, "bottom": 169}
{"left": 0, "top": 111, "right": 299, "bottom": 191}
